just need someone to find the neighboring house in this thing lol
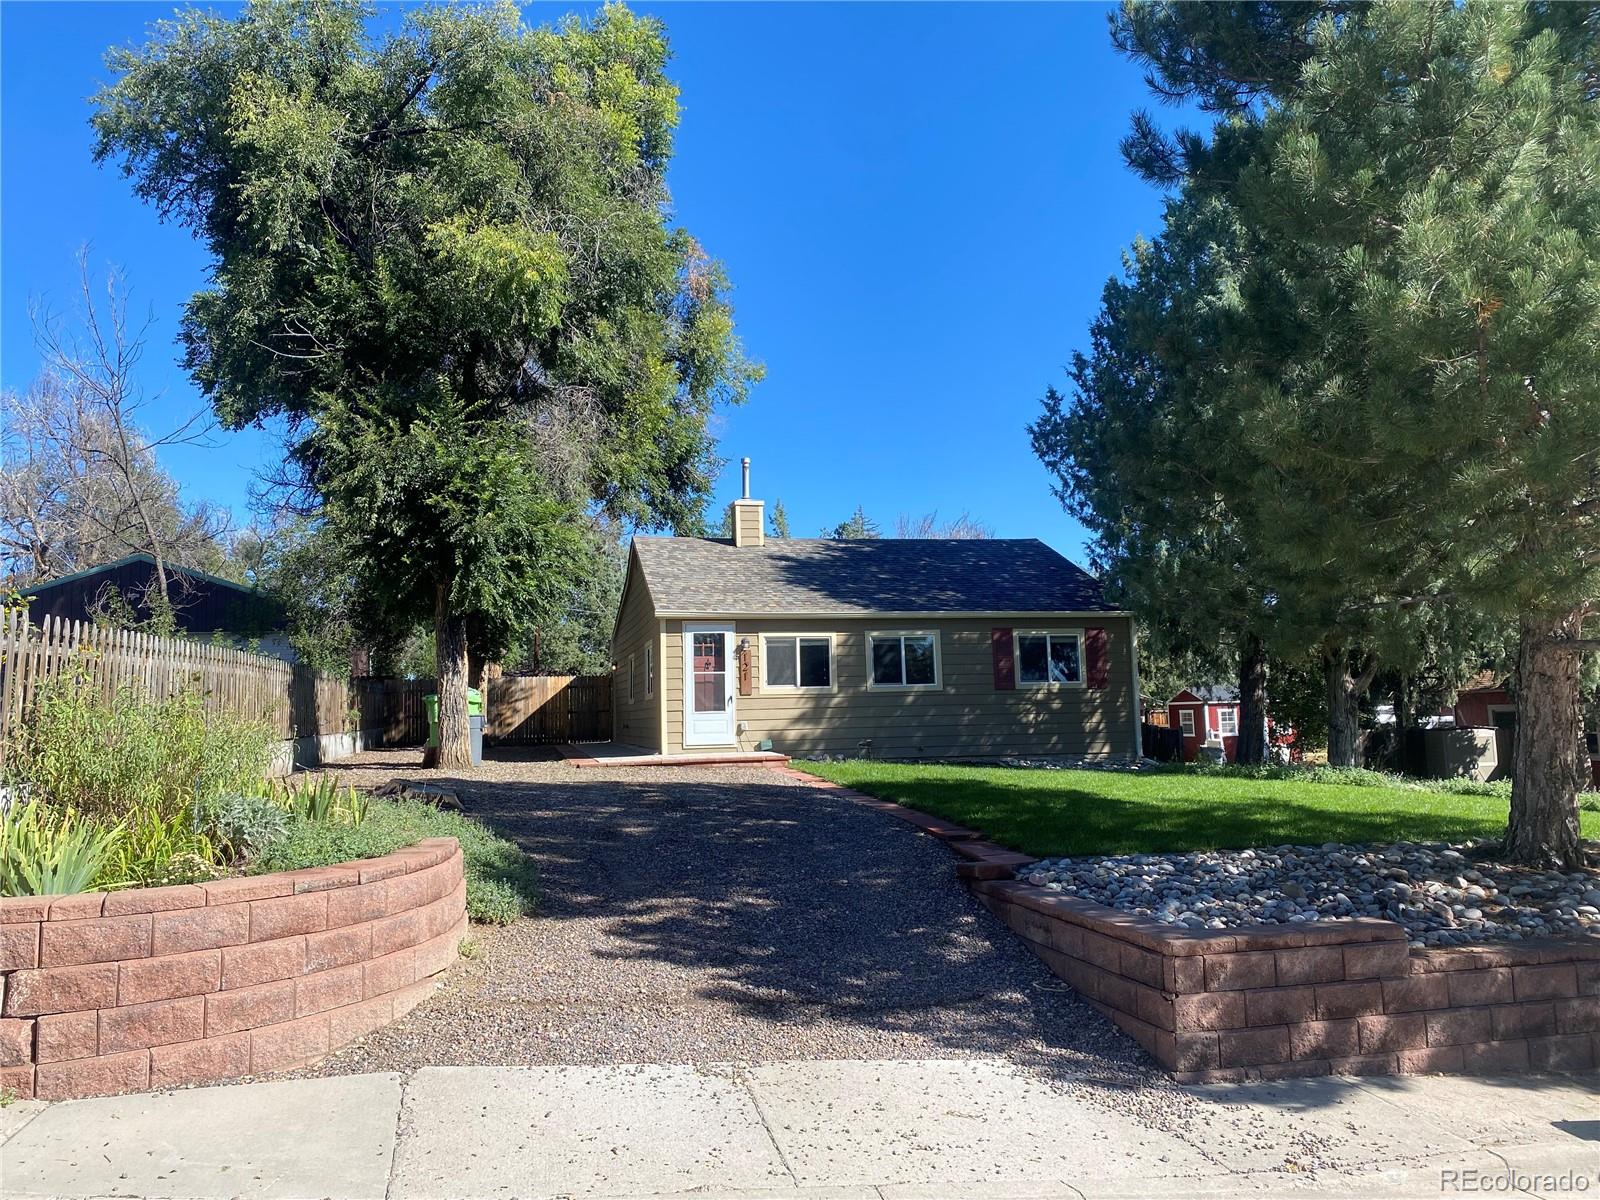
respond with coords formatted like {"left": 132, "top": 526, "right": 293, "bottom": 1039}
{"left": 609, "top": 486, "right": 1140, "bottom": 760}
{"left": 20, "top": 553, "right": 292, "bottom": 660}
{"left": 1167, "top": 685, "right": 1247, "bottom": 762}
{"left": 1451, "top": 671, "right": 1517, "bottom": 731}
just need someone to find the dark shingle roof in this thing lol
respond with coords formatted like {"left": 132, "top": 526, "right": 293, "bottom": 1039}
{"left": 1173, "top": 684, "right": 1240, "bottom": 704}
{"left": 631, "top": 537, "right": 1111, "bottom": 615}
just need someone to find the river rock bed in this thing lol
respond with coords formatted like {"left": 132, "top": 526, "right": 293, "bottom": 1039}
{"left": 1024, "top": 841, "right": 1600, "bottom": 947}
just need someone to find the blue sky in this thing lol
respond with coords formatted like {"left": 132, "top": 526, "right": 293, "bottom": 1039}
{"left": 1, "top": 2, "right": 1177, "bottom": 563}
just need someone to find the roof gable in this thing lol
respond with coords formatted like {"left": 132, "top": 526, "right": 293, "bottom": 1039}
{"left": 630, "top": 537, "right": 1111, "bottom": 616}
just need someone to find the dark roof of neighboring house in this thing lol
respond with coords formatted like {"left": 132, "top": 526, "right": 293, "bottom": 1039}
{"left": 22, "top": 553, "right": 283, "bottom": 635}
{"left": 630, "top": 537, "right": 1112, "bottom": 616}
{"left": 1171, "top": 684, "right": 1240, "bottom": 704}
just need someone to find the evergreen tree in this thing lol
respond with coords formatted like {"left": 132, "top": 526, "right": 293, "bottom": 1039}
{"left": 768, "top": 498, "right": 790, "bottom": 539}
{"left": 1102, "top": 1, "right": 1600, "bottom": 863}
{"left": 825, "top": 506, "right": 880, "bottom": 540}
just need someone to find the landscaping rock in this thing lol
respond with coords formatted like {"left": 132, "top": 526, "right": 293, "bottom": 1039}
{"left": 370, "top": 780, "right": 463, "bottom": 811}
{"left": 1025, "top": 839, "right": 1600, "bottom": 947}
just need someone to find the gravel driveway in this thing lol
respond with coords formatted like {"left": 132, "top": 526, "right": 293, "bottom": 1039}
{"left": 299, "top": 750, "right": 1159, "bottom": 1089}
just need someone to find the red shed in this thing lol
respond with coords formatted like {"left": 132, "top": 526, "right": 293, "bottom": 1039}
{"left": 1167, "top": 685, "right": 1245, "bottom": 762}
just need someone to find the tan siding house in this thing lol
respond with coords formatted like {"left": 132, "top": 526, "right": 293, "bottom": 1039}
{"left": 610, "top": 492, "right": 1141, "bottom": 762}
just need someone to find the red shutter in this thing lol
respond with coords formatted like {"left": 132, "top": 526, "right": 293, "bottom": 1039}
{"left": 1085, "top": 627, "right": 1109, "bottom": 689}
{"left": 991, "top": 627, "right": 1014, "bottom": 690}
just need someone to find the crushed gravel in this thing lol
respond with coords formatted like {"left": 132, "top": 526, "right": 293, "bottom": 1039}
{"left": 290, "top": 751, "right": 1175, "bottom": 1097}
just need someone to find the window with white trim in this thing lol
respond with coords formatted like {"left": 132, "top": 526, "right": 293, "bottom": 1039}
{"left": 644, "top": 643, "right": 654, "bottom": 698}
{"left": 763, "top": 635, "right": 832, "bottom": 690}
{"left": 1015, "top": 631, "right": 1082, "bottom": 686}
{"left": 1217, "top": 707, "right": 1238, "bottom": 736}
{"left": 1178, "top": 709, "right": 1195, "bottom": 736}
{"left": 869, "top": 633, "right": 938, "bottom": 688}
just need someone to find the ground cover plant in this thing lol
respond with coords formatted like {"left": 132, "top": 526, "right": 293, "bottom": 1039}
{"left": 249, "top": 797, "right": 536, "bottom": 925}
{"left": 796, "top": 761, "right": 1600, "bottom": 860}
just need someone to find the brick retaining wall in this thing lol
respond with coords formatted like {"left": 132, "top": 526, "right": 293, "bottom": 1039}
{"left": 0, "top": 838, "right": 466, "bottom": 1100}
{"left": 782, "top": 768, "right": 1600, "bottom": 1081}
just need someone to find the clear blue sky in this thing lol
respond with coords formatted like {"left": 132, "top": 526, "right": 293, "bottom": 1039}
{"left": 1, "top": 2, "right": 1178, "bottom": 563}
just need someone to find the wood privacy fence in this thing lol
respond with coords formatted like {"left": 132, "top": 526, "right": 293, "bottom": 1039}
{"left": 0, "top": 610, "right": 613, "bottom": 765}
{"left": 0, "top": 611, "right": 426, "bottom": 768}
{"left": 488, "top": 674, "right": 612, "bottom": 744}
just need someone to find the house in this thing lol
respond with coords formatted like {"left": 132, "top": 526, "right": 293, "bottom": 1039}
{"left": 1166, "top": 685, "right": 1249, "bottom": 762}
{"left": 20, "top": 553, "right": 292, "bottom": 660}
{"left": 608, "top": 483, "right": 1140, "bottom": 760}
{"left": 1451, "top": 670, "right": 1517, "bottom": 731}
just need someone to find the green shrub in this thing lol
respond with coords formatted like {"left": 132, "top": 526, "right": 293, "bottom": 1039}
{"left": 14, "top": 671, "right": 277, "bottom": 823}
{"left": 1153, "top": 759, "right": 1513, "bottom": 798}
{"left": 200, "top": 793, "right": 291, "bottom": 863}
{"left": 0, "top": 801, "right": 124, "bottom": 896}
{"left": 249, "top": 798, "right": 536, "bottom": 924}
{"left": 101, "top": 804, "right": 221, "bottom": 888}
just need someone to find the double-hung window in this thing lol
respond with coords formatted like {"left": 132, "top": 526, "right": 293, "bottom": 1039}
{"left": 1178, "top": 709, "right": 1196, "bottom": 736}
{"left": 763, "top": 635, "right": 833, "bottom": 690}
{"left": 1217, "top": 707, "right": 1239, "bottom": 736}
{"left": 1014, "top": 631, "right": 1083, "bottom": 686}
{"left": 868, "top": 632, "right": 939, "bottom": 688}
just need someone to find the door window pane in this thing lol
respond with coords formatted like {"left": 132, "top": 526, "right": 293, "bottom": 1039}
{"left": 692, "top": 634, "right": 724, "bottom": 673}
{"left": 692, "top": 632, "right": 726, "bottom": 712}
{"left": 1048, "top": 637, "right": 1080, "bottom": 683}
{"left": 903, "top": 636, "right": 936, "bottom": 685}
{"left": 765, "top": 637, "right": 798, "bottom": 687}
{"left": 799, "top": 638, "right": 831, "bottom": 688}
{"left": 1017, "top": 635, "right": 1048, "bottom": 683}
{"left": 871, "top": 638, "right": 902, "bottom": 685}
{"left": 693, "top": 677, "right": 725, "bottom": 712}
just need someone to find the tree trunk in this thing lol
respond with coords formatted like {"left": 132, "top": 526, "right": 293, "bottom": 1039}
{"left": 1504, "top": 611, "right": 1586, "bottom": 868}
{"left": 1324, "top": 646, "right": 1378, "bottom": 768}
{"left": 434, "top": 580, "right": 473, "bottom": 769}
{"left": 1235, "top": 632, "right": 1269, "bottom": 764}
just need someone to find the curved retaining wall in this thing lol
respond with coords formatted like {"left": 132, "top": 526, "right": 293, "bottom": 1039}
{"left": 783, "top": 768, "right": 1600, "bottom": 1082}
{"left": 0, "top": 837, "right": 466, "bottom": 1100}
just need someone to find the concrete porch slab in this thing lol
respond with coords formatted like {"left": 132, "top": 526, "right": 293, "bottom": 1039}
{"left": 556, "top": 742, "right": 790, "bottom": 768}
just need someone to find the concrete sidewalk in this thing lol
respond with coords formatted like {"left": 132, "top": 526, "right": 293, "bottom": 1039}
{"left": 1, "top": 1060, "right": 1595, "bottom": 1200}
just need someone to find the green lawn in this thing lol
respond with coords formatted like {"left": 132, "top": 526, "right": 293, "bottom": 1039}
{"left": 796, "top": 761, "right": 1600, "bottom": 859}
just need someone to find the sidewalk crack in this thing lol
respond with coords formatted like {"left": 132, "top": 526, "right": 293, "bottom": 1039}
{"left": 732, "top": 1065, "right": 799, "bottom": 1188}
{"left": 383, "top": 1069, "right": 413, "bottom": 1200}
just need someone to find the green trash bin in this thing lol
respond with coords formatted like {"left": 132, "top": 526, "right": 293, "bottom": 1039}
{"left": 425, "top": 689, "right": 484, "bottom": 760}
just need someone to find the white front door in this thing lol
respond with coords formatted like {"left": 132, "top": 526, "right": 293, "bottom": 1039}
{"left": 683, "top": 624, "right": 736, "bottom": 747}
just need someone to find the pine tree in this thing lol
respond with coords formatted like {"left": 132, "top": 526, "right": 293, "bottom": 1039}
{"left": 768, "top": 498, "right": 790, "bottom": 539}
{"left": 825, "top": 506, "right": 880, "bottom": 540}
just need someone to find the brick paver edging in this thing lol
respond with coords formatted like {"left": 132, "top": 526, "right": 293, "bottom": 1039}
{"left": 777, "top": 767, "right": 1600, "bottom": 1082}
{"left": 0, "top": 837, "right": 466, "bottom": 1101}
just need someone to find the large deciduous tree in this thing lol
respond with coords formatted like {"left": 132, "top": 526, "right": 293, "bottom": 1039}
{"left": 92, "top": 0, "right": 758, "bottom": 764}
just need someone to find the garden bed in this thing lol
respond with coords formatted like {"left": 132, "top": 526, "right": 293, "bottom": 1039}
{"left": 0, "top": 838, "right": 467, "bottom": 1101}
{"left": 785, "top": 767, "right": 1600, "bottom": 1082}
{"left": 1024, "top": 841, "right": 1600, "bottom": 947}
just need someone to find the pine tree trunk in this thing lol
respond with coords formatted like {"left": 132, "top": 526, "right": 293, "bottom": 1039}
{"left": 434, "top": 580, "right": 473, "bottom": 769}
{"left": 1504, "top": 611, "right": 1585, "bottom": 869}
{"left": 1235, "top": 632, "right": 1269, "bottom": 765}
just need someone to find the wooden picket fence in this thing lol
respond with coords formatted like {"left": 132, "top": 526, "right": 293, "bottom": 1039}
{"left": 488, "top": 674, "right": 612, "bottom": 745}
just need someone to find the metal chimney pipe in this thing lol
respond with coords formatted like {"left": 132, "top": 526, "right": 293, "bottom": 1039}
{"left": 741, "top": 457, "right": 751, "bottom": 499}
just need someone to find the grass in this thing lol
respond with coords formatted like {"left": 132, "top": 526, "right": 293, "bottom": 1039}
{"left": 249, "top": 798, "right": 538, "bottom": 924}
{"left": 795, "top": 761, "right": 1600, "bottom": 860}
